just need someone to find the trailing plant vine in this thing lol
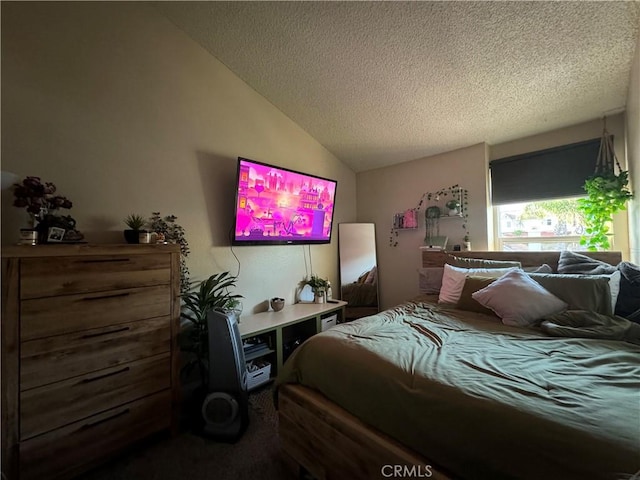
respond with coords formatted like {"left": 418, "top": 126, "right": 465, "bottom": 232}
{"left": 149, "top": 212, "right": 190, "bottom": 293}
{"left": 578, "top": 171, "right": 632, "bottom": 251}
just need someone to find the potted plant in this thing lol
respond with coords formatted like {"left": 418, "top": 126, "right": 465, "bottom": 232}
{"left": 180, "top": 272, "right": 243, "bottom": 392}
{"left": 578, "top": 127, "right": 633, "bottom": 251}
{"left": 123, "top": 214, "right": 147, "bottom": 244}
{"left": 13, "top": 176, "right": 76, "bottom": 244}
{"left": 446, "top": 199, "right": 460, "bottom": 216}
{"left": 305, "top": 274, "right": 328, "bottom": 303}
{"left": 149, "top": 212, "right": 190, "bottom": 293}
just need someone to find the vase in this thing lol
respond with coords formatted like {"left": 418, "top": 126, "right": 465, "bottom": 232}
{"left": 314, "top": 291, "right": 325, "bottom": 304}
{"left": 19, "top": 228, "right": 38, "bottom": 246}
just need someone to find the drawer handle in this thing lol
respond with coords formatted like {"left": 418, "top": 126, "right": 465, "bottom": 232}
{"left": 80, "top": 258, "right": 131, "bottom": 263}
{"left": 81, "top": 408, "right": 130, "bottom": 430}
{"left": 81, "top": 326, "right": 130, "bottom": 339}
{"left": 82, "top": 292, "right": 131, "bottom": 301}
{"left": 81, "top": 366, "right": 130, "bottom": 384}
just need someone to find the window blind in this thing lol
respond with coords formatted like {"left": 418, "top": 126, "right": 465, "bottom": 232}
{"left": 489, "top": 138, "right": 601, "bottom": 205}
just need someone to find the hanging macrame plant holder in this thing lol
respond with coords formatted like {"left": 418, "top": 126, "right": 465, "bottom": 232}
{"left": 578, "top": 117, "right": 633, "bottom": 251}
{"left": 593, "top": 119, "right": 622, "bottom": 177}
{"left": 424, "top": 206, "right": 441, "bottom": 246}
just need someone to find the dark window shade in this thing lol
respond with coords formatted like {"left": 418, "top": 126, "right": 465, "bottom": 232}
{"left": 490, "top": 138, "right": 601, "bottom": 205}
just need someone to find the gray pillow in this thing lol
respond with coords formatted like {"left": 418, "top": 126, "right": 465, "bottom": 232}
{"left": 558, "top": 251, "right": 617, "bottom": 275}
{"left": 523, "top": 264, "right": 553, "bottom": 273}
{"left": 448, "top": 255, "right": 521, "bottom": 269}
{"left": 472, "top": 269, "right": 568, "bottom": 327}
{"left": 528, "top": 272, "right": 616, "bottom": 315}
{"left": 616, "top": 262, "right": 640, "bottom": 321}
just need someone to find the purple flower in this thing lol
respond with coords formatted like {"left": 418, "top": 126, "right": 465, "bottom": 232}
{"left": 12, "top": 176, "right": 73, "bottom": 216}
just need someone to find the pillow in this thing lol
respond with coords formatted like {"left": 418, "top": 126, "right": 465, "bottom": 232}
{"left": 364, "top": 265, "right": 377, "bottom": 285}
{"left": 417, "top": 267, "right": 444, "bottom": 294}
{"left": 523, "top": 264, "right": 553, "bottom": 274}
{"left": 357, "top": 270, "right": 369, "bottom": 284}
{"left": 457, "top": 276, "right": 498, "bottom": 317}
{"left": 472, "top": 269, "right": 568, "bottom": 327}
{"left": 438, "top": 264, "right": 517, "bottom": 304}
{"left": 448, "top": 255, "right": 521, "bottom": 269}
{"left": 557, "top": 251, "right": 617, "bottom": 275}
{"left": 528, "top": 272, "right": 620, "bottom": 315}
{"left": 616, "top": 261, "right": 640, "bottom": 321}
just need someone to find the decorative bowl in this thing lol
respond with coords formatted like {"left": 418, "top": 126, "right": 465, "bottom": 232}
{"left": 270, "top": 297, "right": 285, "bottom": 312}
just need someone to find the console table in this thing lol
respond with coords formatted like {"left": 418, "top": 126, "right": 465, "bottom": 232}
{"left": 239, "top": 301, "right": 347, "bottom": 383}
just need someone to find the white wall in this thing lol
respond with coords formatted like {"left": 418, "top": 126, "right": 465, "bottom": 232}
{"left": 626, "top": 33, "right": 640, "bottom": 264}
{"left": 0, "top": 2, "right": 357, "bottom": 312}
{"left": 357, "top": 143, "right": 488, "bottom": 309}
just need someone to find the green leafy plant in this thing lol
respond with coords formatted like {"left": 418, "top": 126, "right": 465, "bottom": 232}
{"left": 578, "top": 123, "right": 633, "bottom": 251}
{"left": 446, "top": 199, "right": 460, "bottom": 210}
{"left": 180, "top": 272, "right": 243, "bottom": 389}
{"left": 304, "top": 274, "right": 328, "bottom": 293}
{"left": 124, "top": 214, "right": 146, "bottom": 231}
{"left": 578, "top": 171, "right": 632, "bottom": 251}
{"left": 149, "top": 212, "right": 190, "bottom": 293}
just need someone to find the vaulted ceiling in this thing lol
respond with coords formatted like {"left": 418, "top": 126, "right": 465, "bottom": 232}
{"left": 155, "top": 1, "right": 640, "bottom": 173}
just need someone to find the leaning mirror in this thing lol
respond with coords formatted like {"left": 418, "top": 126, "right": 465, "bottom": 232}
{"left": 338, "top": 223, "right": 379, "bottom": 321}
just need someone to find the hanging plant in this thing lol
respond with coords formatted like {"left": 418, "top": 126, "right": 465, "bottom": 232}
{"left": 578, "top": 122, "right": 633, "bottom": 251}
{"left": 578, "top": 171, "right": 632, "bottom": 251}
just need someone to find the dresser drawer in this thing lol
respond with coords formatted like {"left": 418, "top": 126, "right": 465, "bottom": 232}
{"left": 20, "top": 254, "right": 171, "bottom": 299}
{"left": 21, "top": 316, "right": 171, "bottom": 391}
{"left": 21, "top": 284, "right": 171, "bottom": 341}
{"left": 19, "top": 390, "right": 171, "bottom": 480}
{"left": 21, "top": 354, "right": 171, "bottom": 440}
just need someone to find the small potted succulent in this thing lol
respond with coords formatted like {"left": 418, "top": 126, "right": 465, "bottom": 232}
{"left": 446, "top": 199, "right": 460, "bottom": 216}
{"left": 123, "top": 214, "right": 147, "bottom": 244}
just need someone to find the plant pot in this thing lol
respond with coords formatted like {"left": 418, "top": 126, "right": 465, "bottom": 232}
{"left": 124, "top": 229, "right": 140, "bottom": 244}
{"left": 314, "top": 292, "right": 325, "bottom": 304}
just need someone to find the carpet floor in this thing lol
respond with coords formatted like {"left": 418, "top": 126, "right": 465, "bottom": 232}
{"left": 79, "top": 386, "right": 296, "bottom": 480}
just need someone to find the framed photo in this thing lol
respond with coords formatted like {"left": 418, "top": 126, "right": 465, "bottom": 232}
{"left": 47, "top": 227, "right": 66, "bottom": 243}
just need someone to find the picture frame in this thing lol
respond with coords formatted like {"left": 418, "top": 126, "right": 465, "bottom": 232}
{"left": 47, "top": 226, "right": 66, "bottom": 243}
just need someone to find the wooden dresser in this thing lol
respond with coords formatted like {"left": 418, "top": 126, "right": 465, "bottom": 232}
{"left": 1, "top": 244, "right": 181, "bottom": 480}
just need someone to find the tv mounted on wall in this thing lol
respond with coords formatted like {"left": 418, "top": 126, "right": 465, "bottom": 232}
{"left": 232, "top": 157, "right": 338, "bottom": 245}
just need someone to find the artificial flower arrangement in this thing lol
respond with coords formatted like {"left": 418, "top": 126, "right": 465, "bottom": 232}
{"left": 13, "top": 176, "right": 82, "bottom": 242}
{"left": 13, "top": 176, "right": 73, "bottom": 222}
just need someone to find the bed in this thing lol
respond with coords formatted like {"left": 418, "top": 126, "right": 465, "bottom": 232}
{"left": 275, "top": 251, "right": 640, "bottom": 480}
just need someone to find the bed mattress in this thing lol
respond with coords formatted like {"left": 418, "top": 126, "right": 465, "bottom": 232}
{"left": 276, "top": 299, "right": 640, "bottom": 480}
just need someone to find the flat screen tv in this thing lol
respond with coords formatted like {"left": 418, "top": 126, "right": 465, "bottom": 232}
{"left": 232, "top": 157, "right": 338, "bottom": 245}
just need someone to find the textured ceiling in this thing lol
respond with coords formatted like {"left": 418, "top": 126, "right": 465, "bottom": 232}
{"left": 155, "top": 1, "right": 640, "bottom": 173}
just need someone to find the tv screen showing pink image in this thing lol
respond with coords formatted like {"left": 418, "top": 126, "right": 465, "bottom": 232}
{"left": 232, "top": 158, "right": 338, "bottom": 245}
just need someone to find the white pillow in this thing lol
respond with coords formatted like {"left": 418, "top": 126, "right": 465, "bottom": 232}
{"left": 472, "top": 269, "right": 568, "bottom": 327}
{"left": 438, "top": 264, "right": 518, "bottom": 304}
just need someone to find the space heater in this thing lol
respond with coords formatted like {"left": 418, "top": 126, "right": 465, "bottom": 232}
{"left": 199, "top": 308, "right": 249, "bottom": 442}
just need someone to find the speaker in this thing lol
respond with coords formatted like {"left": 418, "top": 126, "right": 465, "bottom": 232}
{"left": 199, "top": 308, "right": 249, "bottom": 442}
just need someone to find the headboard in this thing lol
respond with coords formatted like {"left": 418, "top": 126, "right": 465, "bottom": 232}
{"left": 422, "top": 250, "right": 622, "bottom": 271}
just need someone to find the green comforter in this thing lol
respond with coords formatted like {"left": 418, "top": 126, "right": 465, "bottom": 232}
{"left": 276, "top": 300, "right": 640, "bottom": 480}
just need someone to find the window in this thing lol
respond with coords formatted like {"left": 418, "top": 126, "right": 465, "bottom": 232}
{"left": 490, "top": 138, "right": 605, "bottom": 252}
{"left": 495, "top": 197, "right": 589, "bottom": 251}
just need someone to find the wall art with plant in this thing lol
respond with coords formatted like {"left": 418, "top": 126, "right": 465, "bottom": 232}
{"left": 389, "top": 185, "right": 469, "bottom": 247}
